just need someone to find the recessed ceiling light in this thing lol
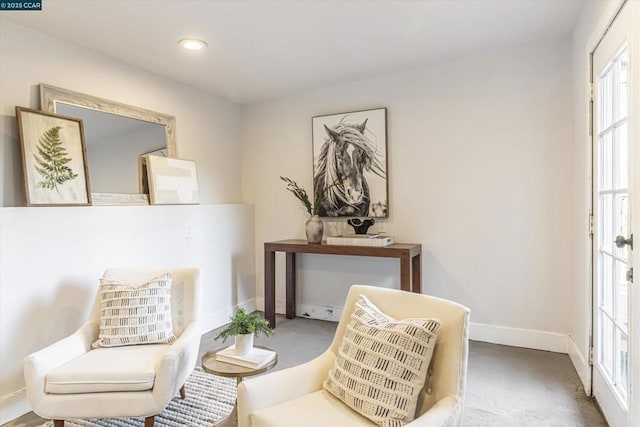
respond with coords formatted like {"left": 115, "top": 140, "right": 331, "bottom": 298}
{"left": 178, "top": 39, "right": 208, "bottom": 50}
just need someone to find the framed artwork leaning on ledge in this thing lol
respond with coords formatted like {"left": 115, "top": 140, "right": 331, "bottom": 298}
{"left": 142, "top": 155, "right": 200, "bottom": 205}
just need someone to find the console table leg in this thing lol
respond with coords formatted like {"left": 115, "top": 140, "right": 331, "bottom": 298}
{"left": 286, "top": 253, "right": 296, "bottom": 319}
{"left": 400, "top": 256, "right": 410, "bottom": 292}
{"left": 412, "top": 254, "right": 422, "bottom": 293}
{"left": 264, "top": 249, "right": 276, "bottom": 328}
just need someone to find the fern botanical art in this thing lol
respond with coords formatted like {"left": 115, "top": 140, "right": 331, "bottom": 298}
{"left": 33, "top": 126, "right": 78, "bottom": 191}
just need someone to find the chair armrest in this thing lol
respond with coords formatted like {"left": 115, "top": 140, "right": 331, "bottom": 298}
{"left": 406, "top": 396, "right": 460, "bottom": 427}
{"left": 24, "top": 320, "right": 97, "bottom": 375}
{"left": 153, "top": 322, "right": 201, "bottom": 402}
{"left": 237, "top": 350, "right": 336, "bottom": 427}
{"left": 23, "top": 321, "right": 98, "bottom": 409}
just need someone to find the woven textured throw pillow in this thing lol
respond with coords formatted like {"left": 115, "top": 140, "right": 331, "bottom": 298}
{"left": 323, "top": 295, "right": 441, "bottom": 427}
{"left": 92, "top": 273, "right": 176, "bottom": 348}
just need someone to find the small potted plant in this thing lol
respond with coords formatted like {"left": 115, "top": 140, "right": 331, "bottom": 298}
{"left": 214, "top": 308, "right": 273, "bottom": 355}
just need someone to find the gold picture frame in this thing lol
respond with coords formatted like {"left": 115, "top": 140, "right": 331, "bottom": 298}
{"left": 16, "top": 107, "right": 91, "bottom": 206}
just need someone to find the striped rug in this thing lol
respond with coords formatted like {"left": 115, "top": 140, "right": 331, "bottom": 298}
{"left": 43, "top": 368, "right": 236, "bottom": 427}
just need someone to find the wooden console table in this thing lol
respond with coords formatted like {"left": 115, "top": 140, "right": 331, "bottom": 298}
{"left": 263, "top": 239, "right": 422, "bottom": 328}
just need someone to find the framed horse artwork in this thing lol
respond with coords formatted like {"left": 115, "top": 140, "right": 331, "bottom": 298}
{"left": 312, "top": 107, "right": 388, "bottom": 218}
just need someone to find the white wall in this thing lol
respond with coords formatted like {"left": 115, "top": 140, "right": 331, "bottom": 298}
{"left": 0, "top": 19, "right": 243, "bottom": 206}
{"left": 242, "top": 37, "right": 574, "bottom": 350}
{"left": 0, "top": 19, "right": 254, "bottom": 423}
{"left": 568, "top": 0, "right": 622, "bottom": 395}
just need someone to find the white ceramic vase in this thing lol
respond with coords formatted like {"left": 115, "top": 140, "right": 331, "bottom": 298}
{"left": 305, "top": 215, "right": 324, "bottom": 244}
{"left": 235, "top": 333, "right": 254, "bottom": 356}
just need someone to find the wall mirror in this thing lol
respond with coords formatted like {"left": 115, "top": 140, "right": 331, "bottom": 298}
{"left": 40, "top": 84, "right": 176, "bottom": 205}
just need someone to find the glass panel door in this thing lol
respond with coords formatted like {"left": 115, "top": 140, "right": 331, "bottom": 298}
{"left": 596, "top": 45, "right": 629, "bottom": 402}
{"left": 592, "top": 1, "right": 638, "bottom": 425}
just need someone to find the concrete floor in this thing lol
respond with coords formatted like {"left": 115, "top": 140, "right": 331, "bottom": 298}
{"left": 4, "top": 316, "right": 607, "bottom": 427}
{"left": 463, "top": 341, "right": 606, "bottom": 427}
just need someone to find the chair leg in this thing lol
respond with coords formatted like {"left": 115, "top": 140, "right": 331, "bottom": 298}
{"left": 180, "top": 384, "right": 186, "bottom": 399}
{"left": 53, "top": 421, "right": 64, "bottom": 427}
{"left": 144, "top": 416, "right": 155, "bottom": 427}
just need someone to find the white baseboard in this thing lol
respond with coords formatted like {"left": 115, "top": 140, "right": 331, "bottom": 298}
{"left": 470, "top": 322, "right": 569, "bottom": 354}
{"left": 568, "top": 336, "right": 591, "bottom": 395}
{"left": 0, "top": 388, "right": 30, "bottom": 425}
{"left": 254, "top": 298, "right": 343, "bottom": 322}
{"left": 257, "top": 301, "right": 574, "bottom": 355}
{"left": 296, "top": 303, "right": 343, "bottom": 322}
{"left": 470, "top": 325, "right": 594, "bottom": 392}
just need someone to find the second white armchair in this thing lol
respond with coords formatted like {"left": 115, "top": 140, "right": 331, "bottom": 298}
{"left": 237, "top": 285, "right": 470, "bottom": 427}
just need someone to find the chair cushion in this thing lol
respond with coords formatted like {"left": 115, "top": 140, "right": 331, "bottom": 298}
{"left": 92, "top": 272, "right": 176, "bottom": 348}
{"left": 323, "top": 295, "right": 441, "bottom": 427}
{"left": 45, "top": 344, "right": 169, "bottom": 394}
{"left": 251, "top": 390, "right": 375, "bottom": 427}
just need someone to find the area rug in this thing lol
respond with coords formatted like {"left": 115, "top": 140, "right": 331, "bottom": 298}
{"left": 42, "top": 368, "right": 236, "bottom": 427}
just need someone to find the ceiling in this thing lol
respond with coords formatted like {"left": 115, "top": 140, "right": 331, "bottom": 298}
{"left": 5, "top": 0, "right": 585, "bottom": 104}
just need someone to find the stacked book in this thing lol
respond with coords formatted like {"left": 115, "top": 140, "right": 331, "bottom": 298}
{"left": 215, "top": 345, "right": 276, "bottom": 369}
{"left": 326, "top": 233, "right": 395, "bottom": 247}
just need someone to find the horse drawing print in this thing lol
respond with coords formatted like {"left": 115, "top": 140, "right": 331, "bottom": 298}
{"left": 313, "top": 115, "right": 386, "bottom": 217}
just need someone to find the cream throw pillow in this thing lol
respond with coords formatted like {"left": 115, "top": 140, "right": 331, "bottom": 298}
{"left": 92, "top": 273, "right": 176, "bottom": 348}
{"left": 324, "top": 295, "right": 441, "bottom": 427}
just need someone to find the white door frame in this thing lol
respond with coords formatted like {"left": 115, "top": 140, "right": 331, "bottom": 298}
{"left": 576, "top": 0, "right": 627, "bottom": 397}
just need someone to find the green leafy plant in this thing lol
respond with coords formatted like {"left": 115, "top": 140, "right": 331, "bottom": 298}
{"left": 281, "top": 176, "right": 330, "bottom": 216}
{"left": 214, "top": 308, "right": 274, "bottom": 342}
{"left": 33, "top": 126, "right": 78, "bottom": 191}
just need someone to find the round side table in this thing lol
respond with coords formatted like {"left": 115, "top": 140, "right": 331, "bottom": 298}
{"left": 201, "top": 345, "right": 277, "bottom": 427}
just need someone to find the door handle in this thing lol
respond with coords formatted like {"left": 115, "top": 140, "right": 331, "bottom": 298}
{"left": 615, "top": 234, "right": 633, "bottom": 250}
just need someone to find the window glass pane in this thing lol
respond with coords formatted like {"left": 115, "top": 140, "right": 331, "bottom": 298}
{"left": 600, "top": 67, "right": 613, "bottom": 129}
{"left": 600, "top": 314, "right": 613, "bottom": 378}
{"left": 600, "top": 194, "right": 613, "bottom": 254}
{"left": 615, "top": 329, "right": 628, "bottom": 398}
{"left": 600, "top": 252, "right": 613, "bottom": 313}
{"left": 614, "top": 123, "right": 628, "bottom": 189}
{"left": 600, "top": 131, "right": 612, "bottom": 190}
{"left": 613, "top": 193, "right": 628, "bottom": 259}
{"left": 617, "top": 48, "right": 628, "bottom": 120}
{"left": 615, "top": 259, "right": 628, "bottom": 329}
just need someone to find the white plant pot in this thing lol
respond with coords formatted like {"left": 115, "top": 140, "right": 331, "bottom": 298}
{"left": 235, "top": 333, "right": 254, "bottom": 356}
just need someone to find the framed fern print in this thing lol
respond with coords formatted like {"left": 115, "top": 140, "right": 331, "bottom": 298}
{"left": 16, "top": 107, "right": 91, "bottom": 206}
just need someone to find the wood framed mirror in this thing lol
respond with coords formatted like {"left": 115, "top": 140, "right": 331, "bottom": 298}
{"left": 40, "top": 84, "right": 176, "bottom": 205}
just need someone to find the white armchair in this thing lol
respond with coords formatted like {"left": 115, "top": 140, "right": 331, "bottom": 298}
{"left": 237, "top": 285, "right": 470, "bottom": 427}
{"left": 23, "top": 268, "right": 202, "bottom": 427}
